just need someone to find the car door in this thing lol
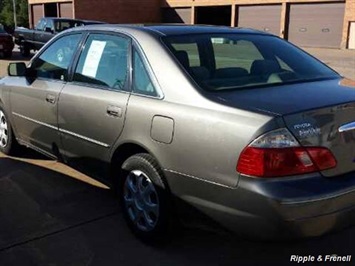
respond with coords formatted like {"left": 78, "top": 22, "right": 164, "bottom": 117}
{"left": 10, "top": 33, "right": 82, "bottom": 156}
{"left": 58, "top": 33, "right": 131, "bottom": 162}
{"left": 32, "top": 18, "right": 47, "bottom": 50}
{"left": 28, "top": 18, "right": 44, "bottom": 49}
{"left": 41, "top": 19, "right": 55, "bottom": 44}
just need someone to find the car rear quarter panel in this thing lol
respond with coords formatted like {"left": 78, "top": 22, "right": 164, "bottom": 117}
{"left": 110, "top": 31, "right": 277, "bottom": 188}
{"left": 120, "top": 95, "right": 277, "bottom": 188}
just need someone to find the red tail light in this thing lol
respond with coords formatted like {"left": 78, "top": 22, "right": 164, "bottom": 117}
{"left": 237, "top": 147, "right": 336, "bottom": 177}
{"left": 236, "top": 128, "right": 337, "bottom": 178}
{"left": 0, "top": 35, "right": 12, "bottom": 42}
{"left": 306, "top": 147, "right": 337, "bottom": 170}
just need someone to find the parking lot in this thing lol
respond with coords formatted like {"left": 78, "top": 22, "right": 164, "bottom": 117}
{"left": 0, "top": 47, "right": 355, "bottom": 266}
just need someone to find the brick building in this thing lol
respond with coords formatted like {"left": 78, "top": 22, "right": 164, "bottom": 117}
{"left": 27, "top": 0, "right": 355, "bottom": 49}
{"left": 27, "top": 0, "right": 161, "bottom": 28}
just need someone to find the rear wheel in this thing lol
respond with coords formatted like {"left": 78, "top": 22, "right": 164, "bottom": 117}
{"left": 0, "top": 106, "right": 17, "bottom": 155}
{"left": 119, "top": 153, "right": 172, "bottom": 242}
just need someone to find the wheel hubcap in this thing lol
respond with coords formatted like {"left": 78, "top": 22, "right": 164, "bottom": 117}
{"left": 0, "top": 111, "right": 8, "bottom": 148}
{"left": 123, "top": 170, "right": 159, "bottom": 232}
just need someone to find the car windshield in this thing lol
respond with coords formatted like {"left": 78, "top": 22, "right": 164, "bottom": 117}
{"left": 0, "top": 28, "right": 6, "bottom": 34}
{"left": 162, "top": 33, "right": 339, "bottom": 91}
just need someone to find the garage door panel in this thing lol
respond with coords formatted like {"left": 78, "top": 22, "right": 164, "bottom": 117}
{"left": 288, "top": 3, "right": 345, "bottom": 48}
{"left": 238, "top": 5, "right": 281, "bottom": 36}
{"left": 32, "top": 4, "right": 44, "bottom": 28}
{"left": 59, "top": 2, "right": 73, "bottom": 18}
{"left": 163, "top": 8, "right": 191, "bottom": 24}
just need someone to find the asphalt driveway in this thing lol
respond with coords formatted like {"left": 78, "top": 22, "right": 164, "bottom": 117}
{"left": 0, "top": 151, "right": 355, "bottom": 266}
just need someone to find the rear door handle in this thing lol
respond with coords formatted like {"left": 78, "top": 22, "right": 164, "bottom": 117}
{"left": 46, "top": 94, "right": 56, "bottom": 104}
{"left": 107, "top": 105, "right": 122, "bottom": 117}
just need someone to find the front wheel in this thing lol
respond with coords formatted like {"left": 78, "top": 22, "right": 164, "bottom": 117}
{"left": 20, "top": 42, "right": 30, "bottom": 57}
{"left": 0, "top": 107, "right": 17, "bottom": 155}
{"left": 3, "top": 51, "right": 12, "bottom": 58}
{"left": 120, "top": 153, "right": 172, "bottom": 242}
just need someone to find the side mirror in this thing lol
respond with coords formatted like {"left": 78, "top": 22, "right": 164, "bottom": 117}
{"left": 45, "top": 27, "right": 53, "bottom": 33}
{"left": 8, "top": 62, "right": 27, "bottom": 77}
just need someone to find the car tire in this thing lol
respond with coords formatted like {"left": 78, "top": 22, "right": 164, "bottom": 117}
{"left": 0, "top": 106, "right": 18, "bottom": 155}
{"left": 120, "top": 153, "right": 172, "bottom": 242}
{"left": 20, "top": 42, "right": 30, "bottom": 57}
{"left": 4, "top": 51, "right": 12, "bottom": 58}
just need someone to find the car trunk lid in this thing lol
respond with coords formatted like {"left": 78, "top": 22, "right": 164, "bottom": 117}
{"left": 208, "top": 78, "right": 355, "bottom": 177}
{"left": 283, "top": 101, "right": 355, "bottom": 177}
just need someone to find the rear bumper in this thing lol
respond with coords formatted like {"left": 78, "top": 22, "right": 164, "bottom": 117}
{"left": 165, "top": 170, "right": 355, "bottom": 239}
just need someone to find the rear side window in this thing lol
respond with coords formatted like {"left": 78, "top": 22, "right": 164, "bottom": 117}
{"left": 132, "top": 49, "right": 157, "bottom": 97}
{"left": 73, "top": 34, "right": 129, "bottom": 91}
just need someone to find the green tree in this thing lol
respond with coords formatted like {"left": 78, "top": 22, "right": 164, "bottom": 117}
{"left": 0, "top": 0, "right": 14, "bottom": 26}
{"left": 0, "top": 0, "right": 28, "bottom": 28}
{"left": 17, "top": 0, "right": 29, "bottom": 27}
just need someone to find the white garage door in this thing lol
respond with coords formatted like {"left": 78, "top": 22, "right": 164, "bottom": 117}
{"left": 238, "top": 5, "right": 281, "bottom": 36}
{"left": 288, "top": 3, "right": 345, "bottom": 48}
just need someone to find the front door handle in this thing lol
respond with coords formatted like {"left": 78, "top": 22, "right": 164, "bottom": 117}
{"left": 107, "top": 105, "right": 122, "bottom": 117}
{"left": 46, "top": 94, "right": 56, "bottom": 104}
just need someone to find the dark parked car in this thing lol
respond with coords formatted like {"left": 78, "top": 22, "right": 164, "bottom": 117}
{"left": 14, "top": 17, "right": 104, "bottom": 57}
{"left": 1, "top": 25, "right": 355, "bottom": 241}
{"left": 0, "top": 27, "right": 14, "bottom": 58}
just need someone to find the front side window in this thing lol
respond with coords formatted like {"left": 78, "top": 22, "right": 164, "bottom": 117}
{"left": 132, "top": 49, "right": 157, "bottom": 97}
{"left": 32, "top": 34, "right": 81, "bottom": 81}
{"left": 45, "top": 20, "right": 54, "bottom": 31}
{"left": 163, "top": 34, "right": 338, "bottom": 91}
{"left": 35, "top": 19, "right": 45, "bottom": 31}
{"left": 54, "top": 20, "right": 84, "bottom": 32}
{"left": 73, "top": 34, "right": 129, "bottom": 90}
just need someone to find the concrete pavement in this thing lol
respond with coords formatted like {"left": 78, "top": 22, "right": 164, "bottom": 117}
{"left": 303, "top": 47, "right": 355, "bottom": 80}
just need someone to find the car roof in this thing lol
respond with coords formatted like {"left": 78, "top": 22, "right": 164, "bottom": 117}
{"left": 69, "top": 24, "right": 272, "bottom": 37}
{"left": 45, "top": 17, "right": 82, "bottom": 21}
{"left": 45, "top": 17, "right": 103, "bottom": 23}
{"left": 82, "top": 20, "right": 105, "bottom": 24}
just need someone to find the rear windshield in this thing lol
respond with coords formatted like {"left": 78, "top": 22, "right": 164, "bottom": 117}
{"left": 162, "top": 34, "right": 339, "bottom": 91}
